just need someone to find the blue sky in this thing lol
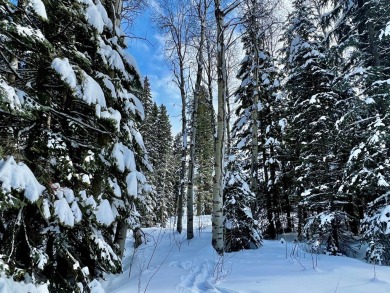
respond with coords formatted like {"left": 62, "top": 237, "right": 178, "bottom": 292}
{"left": 127, "top": 9, "right": 182, "bottom": 135}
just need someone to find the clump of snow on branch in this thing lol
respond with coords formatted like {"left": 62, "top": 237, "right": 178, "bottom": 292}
{"left": 379, "top": 205, "right": 390, "bottom": 234}
{"left": 126, "top": 171, "right": 138, "bottom": 197}
{"left": 108, "top": 178, "right": 122, "bottom": 197}
{"left": 90, "top": 228, "right": 119, "bottom": 266}
{"left": 77, "top": 0, "right": 105, "bottom": 33}
{"left": 117, "top": 46, "right": 142, "bottom": 79}
{"left": 52, "top": 184, "right": 83, "bottom": 227}
{"left": 77, "top": 71, "right": 106, "bottom": 107}
{"left": 95, "top": 1, "right": 113, "bottom": 30}
{"left": 0, "top": 78, "right": 23, "bottom": 110}
{"left": 97, "top": 72, "right": 117, "bottom": 99}
{"left": 95, "top": 199, "right": 115, "bottom": 226}
{"left": 380, "top": 22, "right": 390, "bottom": 39}
{"left": 0, "top": 156, "right": 45, "bottom": 202}
{"left": 28, "top": 0, "right": 48, "bottom": 20}
{"left": 15, "top": 24, "right": 45, "bottom": 41}
{"left": 112, "top": 142, "right": 136, "bottom": 172}
{"left": 54, "top": 198, "right": 75, "bottom": 227}
{"left": 99, "top": 107, "right": 121, "bottom": 131}
{"left": 99, "top": 37, "right": 128, "bottom": 77}
{"left": 119, "top": 90, "right": 145, "bottom": 120}
{"left": 51, "top": 58, "right": 77, "bottom": 88}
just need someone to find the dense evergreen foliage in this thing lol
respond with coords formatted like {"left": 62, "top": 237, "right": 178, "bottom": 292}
{"left": 0, "top": 0, "right": 149, "bottom": 291}
{"left": 194, "top": 86, "right": 214, "bottom": 216}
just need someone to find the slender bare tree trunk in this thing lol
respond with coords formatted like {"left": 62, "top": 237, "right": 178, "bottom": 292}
{"left": 225, "top": 82, "right": 232, "bottom": 157}
{"left": 250, "top": 0, "right": 260, "bottom": 208}
{"left": 177, "top": 52, "right": 188, "bottom": 233}
{"left": 186, "top": 0, "right": 207, "bottom": 240}
{"left": 211, "top": 0, "right": 226, "bottom": 255}
{"left": 153, "top": 0, "right": 191, "bottom": 234}
{"left": 206, "top": 30, "right": 214, "bottom": 103}
{"left": 186, "top": 99, "right": 197, "bottom": 239}
{"left": 113, "top": 0, "right": 123, "bottom": 28}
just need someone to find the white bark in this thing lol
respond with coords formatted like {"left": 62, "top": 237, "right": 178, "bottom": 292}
{"left": 186, "top": 0, "right": 208, "bottom": 240}
{"left": 249, "top": 0, "right": 260, "bottom": 194}
{"left": 212, "top": 0, "right": 226, "bottom": 255}
{"left": 114, "top": 0, "right": 123, "bottom": 28}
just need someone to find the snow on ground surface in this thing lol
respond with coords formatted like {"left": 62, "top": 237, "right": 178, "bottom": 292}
{"left": 103, "top": 216, "right": 390, "bottom": 293}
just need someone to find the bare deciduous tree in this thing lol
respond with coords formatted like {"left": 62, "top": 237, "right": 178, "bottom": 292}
{"left": 186, "top": 0, "right": 211, "bottom": 240}
{"left": 212, "top": 0, "right": 241, "bottom": 255}
{"left": 152, "top": 0, "right": 192, "bottom": 234}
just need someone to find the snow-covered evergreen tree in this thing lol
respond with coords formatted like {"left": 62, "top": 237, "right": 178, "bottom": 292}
{"left": 224, "top": 150, "right": 262, "bottom": 252}
{"left": 282, "top": 0, "right": 356, "bottom": 255}
{"left": 194, "top": 86, "right": 214, "bottom": 215}
{"left": 0, "top": 0, "right": 148, "bottom": 290}
{"left": 139, "top": 88, "right": 174, "bottom": 227}
{"left": 342, "top": 0, "right": 390, "bottom": 262}
{"left": 155, "top": 104, "right": 173, "bottom": 225}
{"left": 232, "top": 0, "right": 283, "bottom": 240}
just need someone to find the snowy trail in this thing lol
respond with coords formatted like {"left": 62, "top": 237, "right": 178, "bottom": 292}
{"left": 102, "top": 217, "right": 390, "bottom": 293}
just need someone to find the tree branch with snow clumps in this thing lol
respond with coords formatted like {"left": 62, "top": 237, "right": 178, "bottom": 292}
{"left": 0, "top": 156, "right": 45, "bottom": 203}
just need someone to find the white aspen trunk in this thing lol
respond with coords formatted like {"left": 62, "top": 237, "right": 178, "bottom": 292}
{"left": 177, "top": 54, "right": 187, "bottom": 234}
{"left": 154, "top": 1, "right": 190, "bottom": 234}
{"left": 186, "top": 0, "right": 207, "bottom": 240}
{"left": 212, "top": 0, "right": 226, "bottom": 255}
{"left": 114, "top": 0, "right": 123, "bottom": 28}
{"left": 250, "top": 0, "right": 260, "bottom": 199}
{"left": 186, "top": 96, "right": 197, "bottom": 239}
{"left": 104, "top": 0, "right": 123, "bottom": 34}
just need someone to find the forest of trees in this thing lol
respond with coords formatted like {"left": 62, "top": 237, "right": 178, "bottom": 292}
{"left": 0, "top": 0, "right": 389, "bottom": 291}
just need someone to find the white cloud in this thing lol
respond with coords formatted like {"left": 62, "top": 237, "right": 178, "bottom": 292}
{"left": 152, "top": 34, "right": 167, "bottom": 61}
{"left": 131, "top": 40, "right": 151, "bottom": 53}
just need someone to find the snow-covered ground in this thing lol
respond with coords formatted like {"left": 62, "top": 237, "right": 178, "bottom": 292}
{"left": 102, "top": 216, "right": 390, "bottom": 293}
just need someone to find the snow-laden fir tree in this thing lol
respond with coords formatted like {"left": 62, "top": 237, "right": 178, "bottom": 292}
{"left": 281, "top": 0, "right": 356, "bottom": 255}
{"left": 0, "top": 0, "right": 149, "bottom": 291}
{"left": 224, "top": 149, "right": 262, "bottom": 252}
{"left": 340, "top": 0, "right": 390, "bottom": 263}
{"left": 139, "top": 76, "right": 155, "bottom": 144}
{"left": 232, "top": 0, "right": 284, "bottom": 240}
{"left": 138, "top": 94, "right": 174, "bottom": 227}
{"left": 194, "top": 86, "right": 214, "bottom": 216}
{"left": 155, "top": 104, "right": 173, "bottom": 225}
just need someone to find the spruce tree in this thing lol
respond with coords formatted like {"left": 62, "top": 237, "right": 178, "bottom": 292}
{"left": 0, "top": 0, "right": 148, "bottom": 290}
{"left": 155, "top": 104, "right": 173, "bottom": 225}
{"left": 232, "top": 0, "right": 283, "bottom": 240}
{"left": 341, "top": 0, "right": 390, "bottom": 262}
{"left": 282, "top": 0, "right": 355, "bottom": 254}
{"left": 194, "top": 86, "right": 214, "bottom": 215}
{"left": 224, "top": 151, "right": 262, "bottom": 252}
